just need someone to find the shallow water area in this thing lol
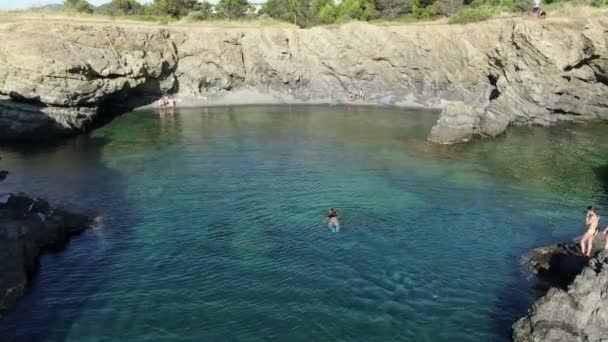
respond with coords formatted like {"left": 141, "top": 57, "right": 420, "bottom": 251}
{"left": 1, "top": 105, "right": 607, "bottom": 341}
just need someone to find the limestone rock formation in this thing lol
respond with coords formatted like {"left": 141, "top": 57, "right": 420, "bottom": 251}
{"left": 513, "top": 250, "right": 608, "bottom": 342}
{"left": 0, "top": 18, "right": 607, "bottom": 142}
{"left": 428, "top": 102, "right": 484, "bottom": 143}
{"left": 0, "top": 194, "right": 90, "bottom": 319}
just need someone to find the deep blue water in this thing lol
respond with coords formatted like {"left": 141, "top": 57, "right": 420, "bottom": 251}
{"left": 1, "top": 105, "right": 607, "bottom": 341}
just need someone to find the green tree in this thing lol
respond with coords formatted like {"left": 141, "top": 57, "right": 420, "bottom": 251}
{"left": 335, "top": 0, "right": 377, "bottom": 21}
{"left": 183, "top": 2, "right": 215, "bottom": 21}
{"left": 261, "top": 0, "right": 293, "bottom": 21}
{"left": 411, "top": 0, "right": 438, "bottom": 18}
{"left": 105, "top": 0, "right": 143, "bottom": 15}
{"left": 195, "top": 1, "right": 215, "bottom": 17}
{"left": 437, "top": 0, "right": 463, "bottom": 15}
{"left": 216, "top": 0, "right": 252, "bottom": 18}
{"left": 262, "top": 0, "right": 318, "bottom": 26}
{"left": 317, "top": 3, "right": 337, "bottom": 23}
{"left": 151, "top": 0, "right": 199, "bottom": 18}
{"left": 63, "top": 0, "right": 95, "bottom": 13}
{"left": 375, "top": 0, "right": 411, "bottom": 18}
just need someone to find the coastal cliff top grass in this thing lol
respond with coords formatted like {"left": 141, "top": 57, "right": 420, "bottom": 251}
{"left": 0, "top": 10, "right": 299, "bottom": 28}
{"left": 0, "top": 4, "right": 605, "bottom": 28}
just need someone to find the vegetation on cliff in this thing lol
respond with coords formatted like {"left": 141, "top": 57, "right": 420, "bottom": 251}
{"left": 10, "top": 0, "right": 605, "bottom": 28}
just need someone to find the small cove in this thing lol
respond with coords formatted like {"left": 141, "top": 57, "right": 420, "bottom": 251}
{"left": 1, "top": 105, "right": 607, "bottom": 341}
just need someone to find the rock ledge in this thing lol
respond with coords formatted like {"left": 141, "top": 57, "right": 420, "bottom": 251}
{"left": 514, "top": 240, "right": 608, "bottom": 342}
{"left": 0, "top": 193, "right": 91, "bottom": 320}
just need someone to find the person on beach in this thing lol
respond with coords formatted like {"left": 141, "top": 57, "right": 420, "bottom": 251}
{"left": 158, "top": 97, "right": 176, "bottom": 109}
{"left": 581, "top": 206, "right": 600, "bottom": 257}
{"left": 327, "top": 208, "right": 340, "bottom": 232}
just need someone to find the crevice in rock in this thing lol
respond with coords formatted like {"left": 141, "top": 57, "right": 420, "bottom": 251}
{"left": 488, "top": 74, "right": 501, "bottom": 101}
{"left": 371, "top": 56, "right": 397, "bottom": 68}
{"left": 549, "top": 108, "right": 582, "bottom": 116}
{"left": 594, "top": 71, "right": 608, "bottom": 87}
{"left": 4, "top": 92, "right": 47, "bottom": 108}
{"left": 238, "top": 34, "right": 247, "bottom": 82}
{"left": 321, "top": 61, "right": 351, "bottom": 92}
{"left": 563, "top": 55, "right": 600, "bottom": 71}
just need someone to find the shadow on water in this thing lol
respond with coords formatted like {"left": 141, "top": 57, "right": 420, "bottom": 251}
{"left": 0, "top": 134, "right": 141, "bottom": 341}
{"left": 0, "top": 84, "right": 164, "bottom": 144}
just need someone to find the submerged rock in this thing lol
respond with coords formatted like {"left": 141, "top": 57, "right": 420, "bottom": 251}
{"left": 514, "top": 242, "right": 608, "bottom": 342}
{"left": 0, "top": 170, "right": 7, "bottom": 181}
{"left": 0, "top": 194, "right": 90, "bottom": 320}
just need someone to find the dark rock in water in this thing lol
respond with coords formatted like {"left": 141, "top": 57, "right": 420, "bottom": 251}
{"left": 523, "top": 237, "right": 606, "bottom": 289}
{"left": 0, "top": 194, "right": 90, "bottom": 320}
{"left": 0, "top": 170, "right": 7, "bottom": 181}
{"left": 514, "top": 244, "right": 608, "bottom": 342}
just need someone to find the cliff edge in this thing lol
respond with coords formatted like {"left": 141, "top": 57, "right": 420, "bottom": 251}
{"left": 0, "top": 18, "right": 607, "bottom": 142}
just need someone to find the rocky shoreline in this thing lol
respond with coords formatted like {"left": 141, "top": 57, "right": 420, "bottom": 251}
{"left": 514, "top": 238, "right": 608, "bottom": 341}
{"left": 0, "top": 186, "right": 91, "bottom": 319}
{"left": 0, "top": 18, "right": 607, "bottom": 143}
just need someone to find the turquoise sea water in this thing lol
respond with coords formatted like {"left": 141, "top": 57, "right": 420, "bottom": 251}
{"left": 1, "top": 105, "right": 607, "bottom": 341}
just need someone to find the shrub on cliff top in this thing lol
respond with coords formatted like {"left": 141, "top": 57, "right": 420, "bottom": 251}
{"left": 150, "top": 0, "right": 199, "bottom": 18}
{"left": 261, "top": 0, "right": 319, "bottom": 27}
{"left": 375, "top": 0, "right": 412, "bottom": 18}
{"left": 449, "top": 6, "right": 497, "bottom": 23}
{"left": 216, "top": 0, "right": 253, "bottom": 18}
{"left": 104, "top": 0, "right": 143, "bottom": 15}
{"left": 63, "top": 0, "right": 94, "bottom": 13}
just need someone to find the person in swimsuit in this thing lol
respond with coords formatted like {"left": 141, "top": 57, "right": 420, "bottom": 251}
{"left": 327, "top": 208, "right": 340, "bottom": 232}
{"left": 581, "top": 206, "right": 600, "bottom": 257}
{"left": 603, "top": 222, "right": 608, "bottom": 251}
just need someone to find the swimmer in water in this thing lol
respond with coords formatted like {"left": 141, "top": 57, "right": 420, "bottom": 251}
{"left": 327, "top": 208, "right": 340, "bottom": 232}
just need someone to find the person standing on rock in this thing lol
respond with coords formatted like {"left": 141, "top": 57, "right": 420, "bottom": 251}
{"left": 581, "top": 206, "right": 600, "bottom": 257}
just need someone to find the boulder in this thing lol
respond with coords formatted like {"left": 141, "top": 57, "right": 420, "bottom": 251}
{"left": 0, "top": 194, "right": 91, "bottom": 319}
{"left": 428, "top": 102, "right": 483, "bottom": 144}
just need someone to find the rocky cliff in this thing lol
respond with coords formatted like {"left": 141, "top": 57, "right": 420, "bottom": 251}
{"left": 0, "top": 192, "right": 90, "bottom": 319}
{"left": 514, "top": 240, "right": 608, "bottom": 342}
{"left": 0, "top": 18, "right": 607, "bottom": 142}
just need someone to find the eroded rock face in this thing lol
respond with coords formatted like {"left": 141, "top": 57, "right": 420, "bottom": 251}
{"left": 514, "top": 250, "right": 608, "bottom": 342}
{"left": 0, "top": 19, "right": 607, "bottom": 142}
{"left": 0, "top": 194, "right": 90, "bottom": 319}
{"left": 428, "top": 102, "right": 484, "bottom": 143}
